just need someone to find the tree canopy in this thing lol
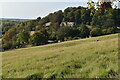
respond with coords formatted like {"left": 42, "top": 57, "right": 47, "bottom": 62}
{"left": 2, "top": 1, "right": 120, "bottom": 51}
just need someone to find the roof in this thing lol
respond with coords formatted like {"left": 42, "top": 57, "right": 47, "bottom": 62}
{"left": 30, "top": 31, "right": 35, "bottom": 35}
{"left": 67, "top": 22, "right": 75, "bottom": 24}
{"left": 45, "top": 22, "right": 51, "bottom": 26}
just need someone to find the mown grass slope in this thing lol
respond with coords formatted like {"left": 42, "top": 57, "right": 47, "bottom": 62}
{"left": 2, "top": 34, "right": 119, "bottom": 78}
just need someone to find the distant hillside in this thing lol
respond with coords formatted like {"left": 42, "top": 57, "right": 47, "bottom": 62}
{"left": 0, "top": 18, "right": 32, "bottom": 22}
{"left": 2, "top": 6, "right": 120, "bottom": 51}
{"left": 1, "top": 18, "right": 33, "bottom": 34}
{"left": 2, "top": 34, "right": 118, "bottom": 78}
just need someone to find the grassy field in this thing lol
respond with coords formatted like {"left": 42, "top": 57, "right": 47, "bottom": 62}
{"left": 2, "top": 34, "right": 119, "bottom": 78}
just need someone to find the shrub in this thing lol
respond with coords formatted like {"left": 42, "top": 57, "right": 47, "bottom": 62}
{"left": 90, "top": 27, "right": 102, "bottom": 37}
{"left": 16, "top": 30, "right": 30, "bottom": 47}
{"left": 107, "top": 28, "right": 115, "bottom": 34}
{"left": 102, "top": 29, "right": 108, "bottom": 35}
{"left": 29, "top": 31, "right": 48, "bottom": 46}
{"left": 57, "top": 26, "right": 79, "bottom": 41}
{"left": 79, "top": 24, "right": 90, "bottom": 38}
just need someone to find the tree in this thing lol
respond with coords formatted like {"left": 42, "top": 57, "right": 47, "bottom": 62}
{"left": 81, "top": 8, "right": 88, "bottom": 24}
{"left": 2, "top": 22, "right": 17, "bottom": 34}
{"left": 29, "top": 31, "right": 47, "bottom": 46}
{"left": 107, "top": 27, "right": 115, "bottom": 34}
{"left": 87, "top": 0, "right": 95, "bottom": 16}
{"left": 91, "top": 12, "right": 102, "bottom": 26}
{"left": 3, "top": 28, "right": 16, "bottom": 42}
{"left": 112, "top": 9, "right": 120, "bottom": 27}
{"left": 90, "top": 27, "right": 102, "bottom": 37}
{"left": 26, "top": 21, "right": 36, "bottom": 31}
{"left": 74, "top": 10, "right": 82, "bottom": 25}
{"left": 102, "top": 29, "right": 108, "bottom": 35}
{"left": 79, "top": 24, "right": 90, "bottom": 38}
{"left": 48, "top": 22, "right": 60, "bottom": 40}
{"left": 37, "top": 17, "right": 41, "bottom": 21}
{"left": 16, "top": 30, "right": 30, "bottom": 47}
{"left": 99, "top": 1, "right": 112, "bottom": 13}
{"left": 2, "top": 28, "right": 17, "bottom": 50}
{"left": 57, "top": 26, "right": 79, "bottom": 41}
{"left": 39, "top": 16, "right": 49, "bottom": 25}
{"left": 49, "top": 10, "right": 63, "bottom": 24}
{"left": 103, "top": 18, "right": 115, "bottom": 28}
{"left": 57, "top": 26, "right": 69, "bottom": 41}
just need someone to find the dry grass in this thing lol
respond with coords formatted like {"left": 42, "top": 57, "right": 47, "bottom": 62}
{"left": 2, "top": 34, "right": 119, "bottom": 78}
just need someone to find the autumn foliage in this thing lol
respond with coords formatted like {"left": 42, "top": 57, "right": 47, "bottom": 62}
{"left": 99, "top": 0, "right": 112, "bottom": 12}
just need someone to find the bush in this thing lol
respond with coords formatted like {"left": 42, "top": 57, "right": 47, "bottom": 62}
{"left": 3, "top": 42, "right": 12, "bottom": 50}
{"left": 29, "top": 31, "right": 48, "bottom": 46}
{"left": 16, "top": 30, "right": 30, "bottom": 47}
{"left": 90, "top": 27, "right": 102, "bottom": 37}
{"left": 107, "top": 28, "right": 115, "bottom": 34}
{"left": 79, "top": 24, "right": 90, "bottom": 38}
{"left": 57, "top": 26, "right": 79, "bottom": 41}
{"left": 102, "top": 29, "right": 108, "bottom": 35}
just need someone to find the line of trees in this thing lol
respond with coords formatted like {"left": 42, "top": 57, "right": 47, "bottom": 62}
{"left": 2, "top": 4, "right": 120, "bottom": 51}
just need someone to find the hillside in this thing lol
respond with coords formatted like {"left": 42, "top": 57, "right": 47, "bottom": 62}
{"left": 0, "top": 18, "right": 31, "bottom": 22}
{"left": 2, "top": 34, "right": 119, "bottom": 78}
{"left": 2, "top": 6, "right": 120, "bottom": 51}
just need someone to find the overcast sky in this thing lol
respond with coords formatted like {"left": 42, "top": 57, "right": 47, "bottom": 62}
{"left": 0, "top": 0, "right": 90, "bottom": 2}
{"left": 0, "top": 2, "right": 88, "bottom": 19}
{"left": 0, "top": 0, "right": 119, "bottom": 19}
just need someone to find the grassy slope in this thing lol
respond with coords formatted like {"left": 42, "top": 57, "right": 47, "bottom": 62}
{"left": 2, "top": 34, "right": 119, "bottom": 78}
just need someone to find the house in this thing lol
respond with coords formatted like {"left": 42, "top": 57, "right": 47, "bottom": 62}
{"left": 45, "top": 22, "right": 51, "bottom": 26}
{"left": 30, "top": 31, "right": 35, "bottom": 35}
{"left": 60, "top": 22, "right": 76, "bottom": 27}
{"left": 67, "top": 22, "right": 76, "bottom": 26}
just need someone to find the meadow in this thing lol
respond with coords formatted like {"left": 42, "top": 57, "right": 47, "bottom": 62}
{"left": 2, "top": 34, "right": 119, "bottom": 78}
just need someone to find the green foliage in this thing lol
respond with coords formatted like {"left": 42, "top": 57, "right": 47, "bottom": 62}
{"left": 2, "top": 5, "right": 120, "bottom": 51}
{"left": 16, "top": 30, "right": 30, "bottom": 47}
{"left": 2, "top": 22, "right": 19, "bottom": 34}
{"left": 26, "top": 20, "right": 36, "bottom": 31}
{"left": 49, "top": 10, "right": 63, "bottom": 24}
{"left": 63, "top": 6, "right": 92, "bottom": 25}
{"left": 79, "top": 24, "right": 90, "bottom": 38}
{"left": 37, "top": 17, "right": 41, "bottom": 21}
{"left": 91, "top": 12, "right": 103, "bottom": 26}
{"left": 29, "top": 31, "right": 47, "bottom": 46}
{"left": 50, "top": 22, "right": 60, "bottom": 32}
{"left": 90, "top": 27, "right": 102, "bottom": 37}
{"left": 57, "top": 26, "right": 79, "bottom": 41}
{"left": 103, "top": 19, "right": 115, "bottom": 28}
{"left": 87, "top": 0, "right": 95, "bottom": 16}
{"left": 107, "top": 27, "right": 115, "bottom": 34}
{"left": 3, "top": 28, "right": 16, "bottom": 42}
{"left": 2, "top": 28, "right": 17, "bottom": 50}
{"left": 49, "top": 22, "right": 61, "bottom": 40}
{"left": 56, "top": 26, "right": 68, "bottom": 41}
{"left": 38, "top": 16, "right": 49, "bottom": 25}
{"left": 1, "top": 1, "right": 120, "bottom": 79}
{"left": 112, "top": 9, "right": 120, "bottom": 27}
{"left": 91, "top": 9, "right": 118, "bottom": 30}
{"left": 102, "top": 29, "right": 108, "bottom": 35}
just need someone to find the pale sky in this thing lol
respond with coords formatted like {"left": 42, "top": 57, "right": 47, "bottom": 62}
{"left": 0, "top": 0, "right": 90, "bottom": 2}
{"left": 0, "top": 2, "right": 88, "bottom": 19}
{"left": 0, "top": 0, "right": 119, "bottom": 19}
